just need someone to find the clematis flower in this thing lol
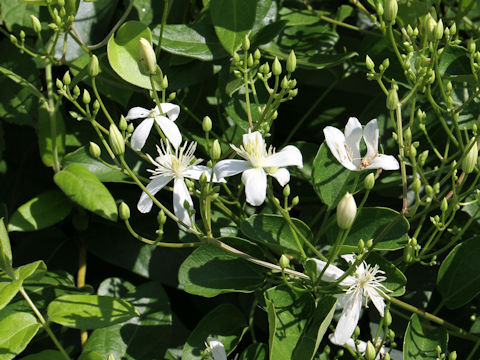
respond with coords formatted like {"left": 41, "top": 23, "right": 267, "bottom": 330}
{"left": 137, "top": 140, "right": 217, "bottom": 229}
{"left": 310, "top": 254, "right": 391, "bottom": 345}
{"left": 323, "top": 117, "right": 399, "bottom": 171}
{"left": 206, "top": 337, "right": 227, "bottom": 360}
{"left": 125, "top": 103, "right": 181, "bottom": 150}
{"left": 214, "top": 131, "right": 303, "bottom": 206}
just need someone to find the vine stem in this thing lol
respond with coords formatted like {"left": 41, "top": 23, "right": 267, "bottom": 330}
{"left": 394, "top": 104, "right": 409, "bottom": 214}
{"left": 45, "top": 63, "right": 61, "bottom": 173}
{"left": 19, "top": 288, "right": 72, "bottom": 360}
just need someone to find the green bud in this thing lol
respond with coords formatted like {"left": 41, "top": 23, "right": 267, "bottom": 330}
{"left": 376, "top": 2, "right": 383, "bottom": 16}
{"left": 168, "top": 92, "right": 176, "bottom": 101}
{"left": 419, "top": 150, "right": 429, "bottom": 165}
{"left": 247, "top": 54, "right": 254, "bottom": 67}
{"left": 242, "top": 35, "right": 250, "bottom": 51}
{"left": 384, "top": 310, "right": 392, "bottom": 326}
{"left": 404, "top": 127, "right": 412, "bottom": 144}
{"left": 88, "top": 55, "right": 99, "bottom": 77}
{"left": 366, "top": 239, "right": 373, "bottom": 248}
{"left": 107, "top": 354, "right": 116, "bottom": 360}
{"left": 119, "top": 115, "right": 128, "bottom": 131}
{"left": 288, "top": 79, "right": 297, "bottom": 89}
{"left": 386, "top": 84, "right": 399, "bottom": 110}
{"left": 412, "top": 177, "right": 421, "bottom": 192}
{"left": 279, "top": 254, "right": 290, "bottom": 268}
{"left": 93, "top": 100, "right": 100, "bottom": 111}
{"left": 253, "top": 49, "right": 261, "bottom": 60}
{"left": 357, "top": 239, "right": 365, "bottom": 253}
{"left": 139, "top": 37, "right": 157, "bottom": 75}
{"left": 233, "top": 52, "right": 240, "bottom": 64}
{"left": 403, "top": 243, "right": 415, "bottom": 263}
{"left": 406, "top": 24, "right": 414, "bottom": 37}
{"left": 384, "top": 353, "right": 391, "bottom": 360}
{"left": 365, "top": 55, "right": 375, "bottom": 71}
{"left": 337, "top": 192, "right": 357, "bottom": 230}
{"left": 157, "top": 209, "right": 167, "bottom": 225}
{"left": 55, "top": 78, "right": 63, "bottom": 89}
{"left": 409, "top": 145, "right": 417, "bottom": 158}
{"left": 291, "top": 196, "right": 299, "bottom": 206}
{"left": 82, "top": 89, "right": 91, "bottom": 104}
{"left": 388, "top": 329, "right": 395, "bottom": 339}
{"left": 272, "top": 57, "right": 282, "bottom": 76}
{"left": 440, "top": 198, "right": 448, "bottom": 212}
{"left": 9, "top": 34, "right": 17, "bottom": 45}
{"left": 89, "top": 142, "right": 101, "bottom": 158}
{"left": 199, "top": 171, "right": 208, "bottom": 187}
{"left": 449, "top": 351, "right": 457, "bottom": 360}
{"left": 127, "top": 123, "right": 134, "bottom": 133}
{"left": 337, "top": 350, "right": 344, "bottom": 357}
{"left": 283, "top": 184, "right": 290, "bottom": 197}
{"left": 364, "top": 173, "right": 375, "bottom": 190}
{"left": 450, "top": 23, "right": 456, "bottom": 35}
{"left": 435, "top": 19, "right": 444, "bottom": 40}
{"left": 289, "top": 88, "right": 298, "bottom": 98}
{"left": 261, "top": 62, "right": 270, "bottom": 74}
{"left": 281, "top": 76, "right": 289, "bottom": 89}
{"left": 19, "top": 30, "right": 26, "bottom": 41}
{"left": 354, "top": 326, "right": 361, "bottom": 337}
{"left": 365, "top": 341, "right": 376, "bottom": 360}
{"left": 446, "top": 80, "right": 453, "bottom": 92}
{"left": 161, "top": 75, "right": 168, "bottom": 89}
{"left": 462, "top": 141, "right": 478, "bottom": 174}
{"left": 30, "top": 15, "right": 42, "bottom": 33}
{"left": 202, "top": 116, "right": 212, "bottom": 132}
{"left": 468, "top": 39, "right": 476, "bottom": 53}
{"left": 425, "top": 184, "right": 434, "bottom": 195}
{"left": 62, "top": 71, "right": 71, "bottom": 86}
{"left": 73, "top": 85, "right": 80, "bottom": 98}
{"left": 109, "top": 123, "right": 125, "bottom": 155}
{"left": 211, "top": 139, "right": 221, "bottom": 161}
{"left": 384, "top": 0, "right": 398, "bottom": 23}
{"left": 119, "top": 202, "right": 131, "bottom": 220}
{"left": 425, "top": 13, "right": 437, "bottom": 41}
{"left": 286, "top": 50, "right": 296, "bottom": 73}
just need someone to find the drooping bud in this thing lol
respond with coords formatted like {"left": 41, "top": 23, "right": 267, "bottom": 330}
{"left": 109, "top": 123, "right": 125, "bottom": 155}
{"left": 365, "top": 341, "right": 376, "bottom": 360}
{"left": 242, "top": 35, "right": 250, "bottom": 51}
{"left": 364, "top": 173, "right": 375, "bottom": 190}
{"left": 286, "top": 50, "right": 296, "bottom": 73}
{"left": 30, "top": 15, "right": 42, "bottom": 33}
{"left": 462, "top": 141, "right": 478, "bottom": 174}
{"left": 202, "top": 116, "right": 212, "bottom": 132}
{"left": 383, "top": 0, "right": 398, "bottom": 23}
{"left": 139, "top": 37, "right": 157, "bottom": 75}
{"left": 88, "top": 54, "right": 99, "bottom": 77}
{"left": 89, "top": 142, "right": 101, "bottom": 158}
{"left": 365, "top": 55, "right": 375, "bottom": 71}
{"left": 279, "top": 254, "right": 290, "bottom": 268}
{"left": 211, "top": 139, "right": 221, "bottom": 160}
{"left": 272, "top": 57, "right": 282, "bottom": 76}
{"left": 386, "top": 83, "right": 399, "bottom": 110}
{"left": 337, "top": 192, "right": 357, "bottom": 230}
{"left": 119, "top": 202, "right": 131, "bottom": 220}
{"left": 119, "top": 115, "right": 128, "bottom": 131}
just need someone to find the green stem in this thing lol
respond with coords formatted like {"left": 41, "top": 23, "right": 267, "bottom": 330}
{"left": 394, "top": 105, "right": 409, "bottom": 213}
{"left": 45, "top": 63, "right": 61, "bottom": 173}
{"left": 243, "top": 50, "right": 253, "bottom": 128}
{"left": 155, "top": 0, "right": 169, "bottom": 58}
{"left": 91, "top": 78, "right": 114, "bottom": 125}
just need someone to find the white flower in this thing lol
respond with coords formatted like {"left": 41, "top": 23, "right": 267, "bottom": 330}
{"left": 137, "top": 141, "right": 217, "bottom": 229}
{"left": 329, "top": 334, "right": 387, "bottom": 360}
{"left": 125, "top": 103, "right": 181, "bottom": 150}
{"left": 311, "top": 254, "right": 391, "bottom": 345}
{"left": 206, "top": 337, "right": 227, "bottom": 360}
{"left": 214, "top": 131, "right": 303, "bottom": 206}
{"left": 323, "top": 117, "right": 399, "bottom": 171}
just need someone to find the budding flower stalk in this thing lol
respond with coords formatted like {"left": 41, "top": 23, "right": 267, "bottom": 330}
{"left": 383, "top": 0, "right": 398, "bottom": 23}
{"left": 286, "top": 50, "right": 296, "bottom": 73}
{"left": 462, "top": 141, "right": 478, "bottom": 174}
{"left": 337, "top": 192, "right": 357, "bottom": 230}
{"left": 139, "top": 37, "right": 157, "bottom": 75}
{"left": 88, "top": 55, "right": 99, "bottom": 77}
{"left": 109, "top": 123, "right": 125, "bottom": 156}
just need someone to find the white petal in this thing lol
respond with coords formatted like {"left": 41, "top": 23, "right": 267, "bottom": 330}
{"left": 344, "top": 117, "right": 363, "bottom": 167}
{"left": 155, "top": 116, "right": 182, "bottom": 149}
{"left": 323, "top": 126, "right": 358, "bottom": 171}
{"left": 137, "top": 176, "right": 172, "bottom": 213}
{"left": 242, "top": 168, "right": 267, "bottom": 206}
{"left": 367, "top": 154, "right": 400, "bottom": 170}
{"left": 214, "top": 159, "right": 251, "bottom": 179}
{"left": 363, "top": 119, "right": 380, "bottom": 159}
{"left": 173, "top": 178, "right": 194, "bottom": 229}
{"left": 131, "top": 118, "right": 154, "bottom": 151}
{"left": 183, "top": 165, "right": 225, "bottom": 182}
{"left": 159, "top": 103, "right": 180, "bottom": 121}
{"left": 269, "top": 168, "right": 290, "bottom": 186}
{"left": 367, "top": 288, "right": 386, "bottom": 317}
{"left": 264, "top": 145, "right": 303, "bottom": 168}
{"left": 207, "top": 337, "right": 227, "bottom": 360}
{"left": 309, "top": 258, "right": 355, "bottom": 286}
{"left": 125, "top": 106, "right": 150, "bottom": 121}
{"left": 341, "top": 254, "right": 357, "bottom": 265}
{"left": 333, "top": 289, "right": 363, "bottom": 345}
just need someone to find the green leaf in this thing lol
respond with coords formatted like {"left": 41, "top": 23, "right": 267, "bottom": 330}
{"left": 312, "top": 143, "right": 359, "bottom": 208}
{"left": 48, "top": 294, "right": 139, "bottom": 329}
{"left": 0, "top": 0, "right": 42, "bottom": 32}
{"left": 326, "top": 207, "right": 409, "bottom": 251}
{"left": 153, "top": 24, "right": 229, "bottom": 61}
{"left": 83, "top": 281, "right": 172, "bottom": 360}
{"left": 8, "top": 190, "right": 72, "bottom": 232}
{"left": 78, "top": 352, "right": 105, "bottom": 360}
{"left": 239, "top": 344, "right": 268, "bottom": 360}
{"left": 0, "top": 218, "right": 13, "bottom": 277}
{"left": 264, "top": 285, "right": 316, "bottom": 360}
{"left": 240, "top": 214, "right": 314, "bottom": 257}
{"left": 178, "top": 244, "right": 265, "bottom": 297}
{"left": 182, "top": 303, "right": 248, "bottom": 360}
{"left": 0, "top": 280, "right": 22, "bottom": 311}
{"left": 18, "top": 350, "right": 65, "bottom": 360}
{"left": 209, "top": 0, "right": 257, "bottom": 54}
{"left": 404, "top": 314, "right": 448, "bottom": 360}
{"left": 15, "top": 261, "right": 47, "bottom": 282}
{"left": 107, "top": 21, "right": 162, "bottom": 89}
{"left": 437, "top": 236, "right": 480, "bottom": 309}
{"left": 278, "top": 7, "right": 320, "bottom": 26}
{"left": 0, "top": 312, "right": 40, "bottom": 360}
{"left": 54, "top": 163, "right": 118, "bottom": 221}
{"left": 367, "top": 253, "right": 407, "bottom": 296}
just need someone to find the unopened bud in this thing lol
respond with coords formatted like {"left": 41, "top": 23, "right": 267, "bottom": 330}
{"left": 384, "top": 353, "right": 391, "bottom": 360}
{"left": 202, "top": 116, "right": 212, "bottom": 132}
{"left": 449, "top": 351, "right": 457, "bottom": 360}
{"left": 462, "top": 141, "right": 478, "bottom": 174}
{"left": 30, "top": 15, "right": 42, "bottom": 33}
{"left": 450, "top": 23, "right": 456, "bottom": 35}
{"left": 365, "top": 341, "right": 376, "bottom": 360}
{"left": 425, "top": 13, "right": 437, "bottom": 41}
{"left": 88, "top": 55, "right": 99, "bottom": 77}
{"left": 139, "top": 37, "right": 157, "bottom": 75}
{"left": 412, "top": 177, "right": 421, "bottom": 192}
{"left": 157, "top": 209, "right": 167, "bottom": 225}
{"left": 291, "top": 196, "right": 299, "bottom": 206}
{"left": 211, "top": 139, "right": 221, "bottom": 160}
{"left": 107, "top": 354, "right": 116, "bottom": 360}
{"left": 119, "top": 115, "right": 127, "bottom": 131}
{"left": 440, "top": 198, "right": 448, "bottom": 212}
{"left": 62, "top": 71, "right": 71, "bottom": 86}
{"left": 127, "top": 123, "right": 134, "bottom": 133}
{"left": 88, "top": 141, "right": 101, "bottom": 158}
{"left": 161, "top": 75, "right": 168, "bottom": 89}
{"left": 281, "top": 76, "right": 289, "bottom": 89}
{"left": 279, "top": 254, "right": 290, "bottom": 268}
{"left": 286, "top": 50, "right": 296, "bottom": 73}
{"left": 247, "top": 54, "right": 254, "bottom": 67}
{"left": 384, "top": 310, "right": 392, "bottom": 326}
{"left": 109, "top": 123, "right": 125, "bottom": 155}
{"left": 384, "top": 0, "right": 398, "bottom": 23}
{"left": 366, "top": 55, "right": 375, "bottom": 71}
{"left": 386, "top": 84, "right": 399, "bottom": 110}
{"left": 261, "top": 62, "right": 270, "bottom": 74}
{"left": 199, "top": 171, "right": 208, "bottom": 187}
{"left": 283, "top": 184, "right": 290, "bottom": 197}
{"left": 253, "top": 49, "right": 261, "bottom": 60}
{"left": 337, "top": 192, "right": 357, "bottom": 230}
{"left": 364, "top": 173, "right": 375, "bottom": 190}
{"left": 403, "top": 243, "right": 415, "bottom": 263}
{"left": 468, "top": 39, "right": 476, "bottom": 53}
{"left": 357, "top": 239, "right": 365, "bottom": 252}
{"left": 435, "top": 19, "right": 444, "bottom": 40}
{"left": 82, "top": 89, "right": 91, "bottom": 104}
{"left": 404, "top": 127, "right": 412, "bottom": 143}
{"left": 93, "top": 100, "right": 100, "bottom": 111}
{"left": 119, "top": 202, "right": 130, "bottom": 220}
{"left": 272, "top": 57, "right": 282, "bottom": 76}
{"left": 56, "top": 78, "right": 63, "bottom": 89}
{"left": 73, "top": 85, "right": 80, "bottom": 98}
{"left": 376, "top": 2, "right": 383, "bottom": 16}
{"left": 242, "top": 35, "right": 250, "bottom": 51}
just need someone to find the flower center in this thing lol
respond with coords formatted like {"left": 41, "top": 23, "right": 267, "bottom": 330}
{"left": 231, "top": 133, "right": 268, "bottom": 168}
{"left": 147, "top": 141, "right": 200, "bottom": 179}
{"left": 149, "top": 107, "right": 160, "bottom": 118}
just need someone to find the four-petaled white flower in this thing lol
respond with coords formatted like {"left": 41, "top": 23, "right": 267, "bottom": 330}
{"left": 323, "top": 117, "right": 399, "bottom": 171}
{"left": 125, "top": 103, "right": 182, "bottom": 150}
{"left": 214, "top": 131, "right": 303, "bottom": 206}
{"left": 311, "top": 254, "right": 391, "bottom": 345}
{"left": 206, "top": 337, "right": 227, "bottom": 360}
{"left": 137, "top": 141, "right": 217, "bottom": 229}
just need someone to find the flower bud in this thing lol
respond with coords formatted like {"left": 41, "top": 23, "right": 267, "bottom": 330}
{"left": 286, "top": 50, "right": 296, "bottom": 73}
{"left": 247, "top": 54, "right": 254, "bottom": 67}
{"left": 30, "top": 15, "right": 42, "bottom": 33}
{"left": 9, "top": 34, "right": 17, "bottom": 45}
{"left": 383, "top": 0, "right": 398, "bottom": 23}
{"left": 119, "top": 202, "right": 130, "bottom": 220}
{"left": 107, "top": 355, "right": 115, "bottom": 360}
{"left": 365, "top": 55, "right": 375, "bottom": 71}
{"left": 88, "top": 54, "right": 99, "bottom": 77}
{"left": 450, "top": 23, "right": 456, "bottom": 35}
{"left": 440, "top": 198, "right": 448, "bottom": 213}
{"left": 89, "top": 142, "right": 101, "bottom": 158}
{"left": 199, "top": 171, "right": 208, "bottom": 187}
{"left": 261, "top": 62, "right": 270, "bottom": 74}
{"left": 291, "top": 196, "right": 299, "bottom": 206}
{"left": 139, "top": 37, "right": 157, "bottom": 75}
{"left": 272, "top": 57, "right": 282, "bottom": 76}
{"left": 281, "top": 76, "right": 289, "bottom": 89}
{"left": 468, "top": 39, "right": 476, "bottom": 53}
{"left": 364, "top": 173, "right": 375, "bottom": 190}
{"left": 462, "top": 141, "right": 478, "bottom": 174}
{"left": 82, "top": 89, "right": 91, "bottom": 104}
{"left": 127, "top": 123, "right": 134, "bottom": 133}
{"left": 168, "top": 92, "right": 176, "bottom": 101}
{"left": 386, "top": 84, "right": 399, "bottom": 110}
{"left": 435, "top": 19, "right": 444, "bottom": 40}
{"left": 211, "top": 139, "right": 221, "bottom": 160}
{"left": 376, "top": 2, "right": 383, "bottom": 16}
{"left": 93, "top": 100, "right": 100, "bottom": 111}
{"left": 202, "top": 116, "right": 212, "bottom": 132}
{"left": 157, "top": 209, "right": 167, "bottom": 225}
{"left": 62, "top": 71, "right": 71, "bottom": 86}
{"left": 366, "top": 239, "right": 373, "bottom": 248}
{"left": 56, "top": 78, "right": 63, "bottom": 89}
{"left": 253, "top": 49, "right": 261, "bottom": 60}
{"left": 119, "top": 115, "right": 128, "bottom": 131}
{"left": 403, "top": 242, "right": 415, "bottom": 264}
{"left": 357, "top": 239, "right": 365, "bottom": 253}
{"left": 384, "top": 310, "right": 392, "bottom": 326}
{"left": 354, "top": 326, "right": 361, "bottom": 337}
{"left": 73, "top": 85, "right": 80, "bottom": 98}
{"left": 161, "top": 75, "right": 168, "bottom": 89}
{"left": 279, "top": 254, "right": 290, "bottom": 268}
{"left": 337, "top": 192, "right": 357, "bottom": 230}
{"left": 412, "top": 177, "right": 421, "bottom": 192}
{"left": 384, "top": 353, "right": 391, "bottom": 360}
{"left": 449, "top": 351, "right": 457, "bottom": 360}
{"left": 242, "top": 35, "right": 250, "bottom": 51}
{"left": 365, "top": 341, "right": 376, "bottom": 360}
{"left": 283, "top": 184, "right": 290, "bottom": 197}
{"left": 109, "top": 123, "right": 125, "bottom": 155}
{"left": 425, "top": 13, "right": 437, "bottom": 41}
